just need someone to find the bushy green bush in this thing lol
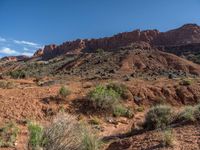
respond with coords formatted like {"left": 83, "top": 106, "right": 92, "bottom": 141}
{"left": 144, "top": 105, "right": 174, "bottom": 129}
{"left": 194, "top": 104, "right": 200, "bottom": 120}
{"left": 88, "top": 84, "right": 133, "bottom": 118}
{"left": 0, "top": 122, "right": 19, "bottom": 147}
{"left": 88, "top": 85, "right": 120, "bottom": 110}
{"left": 113, "top": 105, "right": 133, "bottom": 118}
{"left": 9, "top": 70, "right": 26, "bottom": 79}
{"left": 177, "top": 106, "right": 196, "bottom": 122}
{"left": 107, "top": 82, "right": 129, "bottom": 99}
{"left": 58, "top": 86, "right": 71, "bottom": 98}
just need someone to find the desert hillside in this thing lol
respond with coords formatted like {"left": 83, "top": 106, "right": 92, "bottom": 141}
{"left": 1, "top": 24, "right": 200, "bottom": 150}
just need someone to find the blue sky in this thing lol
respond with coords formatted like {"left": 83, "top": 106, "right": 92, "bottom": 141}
{"left": 0, "top": 0, "right": 200, "bottom": 57}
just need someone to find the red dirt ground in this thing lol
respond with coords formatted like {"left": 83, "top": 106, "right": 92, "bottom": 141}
{"left": 0, "top": 77, "right": 200, "bottom": 150}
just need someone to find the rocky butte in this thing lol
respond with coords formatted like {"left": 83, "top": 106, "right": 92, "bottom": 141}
{"left": 10, "top": 23, "right": 200, "bottom": 60}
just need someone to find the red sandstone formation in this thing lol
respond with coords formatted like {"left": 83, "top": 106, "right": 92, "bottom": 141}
{"left": 0, "top": 55, "right": 29, "bottom": 62}
{"left": 30, "top": 23, "right": 200, "bottom": 60}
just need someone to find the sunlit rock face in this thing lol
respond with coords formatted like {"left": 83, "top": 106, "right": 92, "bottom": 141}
{"left": 33, "top": 24, "right": 200, "bottom": 60}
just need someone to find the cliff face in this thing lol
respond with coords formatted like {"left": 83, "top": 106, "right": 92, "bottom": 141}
{"left": 34, "top": 24, "right": 200, "bottom": 60}
{"left": 0, "top": 55, "right": 29, "bottom": 62}
{"left": 35, "top": 29, "right": 160, "bottom": 60}
{"left": 153, "top": 24, "right": 200, "bottom": 46}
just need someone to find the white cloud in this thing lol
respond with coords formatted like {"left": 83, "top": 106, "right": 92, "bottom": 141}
{"left": 23, "top": 47, "right": 29, "bottom": 51}
{"left": 14, "top": 40, "right": 39, "bottom": 47}
{"left": 21, "top": 52, "right": 33, "bottom": 56}
{"left": 0, "top": 37, "right": 6, "bottom": 42}
{"left": 0, "top": 47, "right": 19, "bottom": 55}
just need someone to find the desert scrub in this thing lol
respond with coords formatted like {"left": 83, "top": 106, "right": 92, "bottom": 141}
{"left": 0, "top": 81, "right": 7, "bottom": 89}
{"left": 58, "top": 86, "right": 71, "bottom": 98}
{"left": 177, "top": 106, "right": 196, "bottom": 123}
{"left": 9, "top": 70, "right": 27, "bottom": 79}
{"left": 194, "top": 104, "right": 200, "bottom": 120}
{"left": 28, "top": 122, "right": 44, "bottom": 150}
{"left": 0, "top": 122, "right": 19, "bottom": 147}
{"left": 81, "top": 128, "right": 101, "bottom": 150}
{"left": 161, "top": 129, "right": 175, "bottom": 147}
{"left": 144, "top": 105, "right": 174, "bottom": 130}
{"left": 106, "top": 82, "right": 129, "bottom": 99}
{"left": 113, "top": 104, "right": 133, "bottom": 118}
{"left": 96, "top": 48, "right": 104, "bottom": 55}
{"left": 89, "top": 116, "right": 101, "bottom": 125}
{"left": 88, "top": 85, "right": 120, "bottom": 110}
{"left": 179, "top": 78, "right": 192, "bottom": 86}
{"left": 88, "top": 84, "right": 133, "bottom": 118}
{"left": 0, "top": 81, "right": 15, "bottom": 89}
{"left": 42, "top": 113, "right": 101, "bottom": 150}
{"left": 136, "top": 106, "right": 145, "bottom": 112}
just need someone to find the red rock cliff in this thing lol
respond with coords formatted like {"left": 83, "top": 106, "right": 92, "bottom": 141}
{"left": 34, "top": 23, "right": 200, "bottom": 60}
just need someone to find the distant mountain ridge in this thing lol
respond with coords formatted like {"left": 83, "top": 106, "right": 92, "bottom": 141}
{"left": 32, "top": 23, "right": 200, "bottom": 60}
{"left": 1, "top": 23, "right": 200, "bottom": 61}
{"left": 1, "top": 24, "right": 200, "bottom": 78}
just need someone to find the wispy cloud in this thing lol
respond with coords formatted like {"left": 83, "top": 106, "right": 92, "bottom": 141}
{"left": 0, "top": 37, "right": 6, "bottom": 42}
{"left": 23, "top": 47, "right": 30, "bottom": 51}
{"left": 14, "top": 40, "right": 39, "bottom": 47}
{"left": 0, "top": 37, "right": 42, "bottom": 57}
{"left": 0, "top": 47, "right": 19, "bottom": 55}
{"left": 21, "top": 52, "right": 33, "bottom": 56}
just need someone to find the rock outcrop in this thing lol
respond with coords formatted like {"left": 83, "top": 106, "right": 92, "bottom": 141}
{"left": 32, "top": 23, "right": 200, "bottom": 60}
{"left": 0, "top": 55, "right": 29, "bottom": 62}
{"left": 153, "top": 24, "right": 200, "bottom": 46}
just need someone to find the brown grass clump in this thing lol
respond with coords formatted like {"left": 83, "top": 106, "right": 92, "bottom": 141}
{"left": 161, "top": 129, "right": 176, "bottom": 147}
{"left": 43, "top": 113, "right": 82, "bottom": 150}
{"left": 42, "top": 113, "right": 101, "bottom": 150}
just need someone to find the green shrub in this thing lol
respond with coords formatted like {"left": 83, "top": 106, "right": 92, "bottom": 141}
{"left": 96, "top": 49, "right": 104, "bottom": 55}
{"left": 144, "top": 105, "right": 174, "bottom": 129}
{"left": 161, "top": 129, "right": 175, "bottom": 147}
{"left": 107, "top": 83, "right": 129, "bottom": 99}
{"left": 89, "top": 116, "right": 101, "bottom": 125}
{"left": 113, "top": 105, "right": 133, "bottom": 118}
{"left": 136, "top": 106, "right": 145, "bottom": 112}
{"left": 0, "top": 122, "right": 19, "bottom": 147}
{"left": 88, "top": 85, "right": 120, "bottom": 110}
{"left": 193, "top": 104, "right": 200, "bottom": 120}
{"left": 0, "top": 81, "right": 7, "bottom": 89}
{"left": 28, "top": 122, "right": 44, "bottom": 150}
{"left": 9, "top": 70, "right": 27, "bottom": 79}
{"left": 179, "top": 79, "right": 192, "bottom": 86}
{"left": 88, "top": 84, "right": 133, "bottom": 118}
{"left": 177, "top": 106, "right": 196, "bottom": 122}
{"left": 58, "top": 86, "right": 71, "bottom": 98}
